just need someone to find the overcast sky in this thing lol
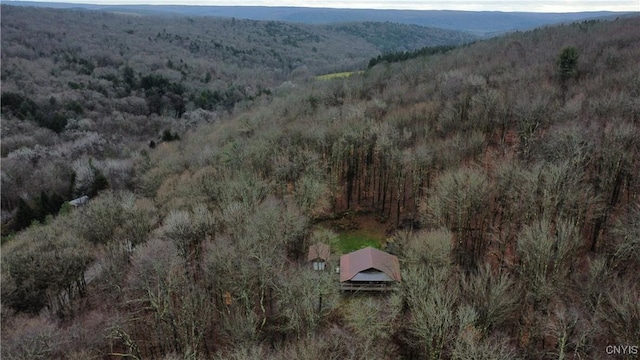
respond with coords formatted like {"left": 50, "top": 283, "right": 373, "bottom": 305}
{"left": 11, "top": 0, "right": 640, "bottom": 12}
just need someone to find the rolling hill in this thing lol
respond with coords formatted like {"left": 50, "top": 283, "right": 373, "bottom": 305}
{"left": 4, "top": 1, "right": 635, "bottom": 36}
{"left": 0, "top": 4, "right": 474, "bottom": 232}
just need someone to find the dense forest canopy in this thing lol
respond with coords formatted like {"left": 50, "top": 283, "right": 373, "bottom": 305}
{"left": 1, "top": 5, "right": 640, "bottom": 360}
{"left": 0, "top": 5, "right": 475, "bottom": 232}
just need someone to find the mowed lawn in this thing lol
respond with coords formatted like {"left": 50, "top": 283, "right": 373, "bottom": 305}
{"left": 332, "top": 228, "right": 385, "bottom": 254}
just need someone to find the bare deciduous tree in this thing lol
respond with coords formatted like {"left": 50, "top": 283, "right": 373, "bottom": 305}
{"left": 423, "top": 167, "right": 491, "bottom": 270}
{"left": 516, "top": 219, "right": 581, "bottom": 307}
{"left": 460, "top": 263, "right": 522, "bottom": 335}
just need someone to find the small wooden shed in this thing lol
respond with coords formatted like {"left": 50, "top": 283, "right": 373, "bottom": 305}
{"left": 308, "top": 243, "right": 331, "bottom": 271}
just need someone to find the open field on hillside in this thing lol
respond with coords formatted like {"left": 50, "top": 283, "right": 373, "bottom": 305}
{"left": 316, "top": 71, "right": 365, "bottom": 80}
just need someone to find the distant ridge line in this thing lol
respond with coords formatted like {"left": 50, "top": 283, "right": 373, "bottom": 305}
{"left": 2, "top": 1, "right": 635, "bottom": 36}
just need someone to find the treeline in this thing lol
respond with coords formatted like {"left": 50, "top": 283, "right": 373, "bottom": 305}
{"left": 368, "top": 44, "right": 463, "bottom": 68}
{"left": 330, "top": 21, "right": 476, "bottom": 53}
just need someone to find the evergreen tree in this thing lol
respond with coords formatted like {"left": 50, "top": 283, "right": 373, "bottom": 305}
{"left": 13, "top": 198, "right": 36, "bottom": 231}
{"left": 557, "top": 46, "right": 579, "bottom": 83}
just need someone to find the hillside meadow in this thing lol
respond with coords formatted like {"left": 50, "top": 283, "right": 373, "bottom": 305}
{"left": 2, "top": 8, "right": 640, "bottom": 360}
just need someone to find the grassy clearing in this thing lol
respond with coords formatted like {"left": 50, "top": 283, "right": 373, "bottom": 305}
{"left": 315, "top": 71, "right": 364, "bottom": 81}
{"left": 332, "top": 229, "right": 384, "bottom": 254}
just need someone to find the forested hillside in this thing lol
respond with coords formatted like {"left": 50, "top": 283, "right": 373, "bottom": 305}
{"left": 2, "top": 7, "right": 640, "bottom": 360}
{"left": 0, "top": 4, "right": 474, "bottom": 233}
{"left": 5, "top": 2, "right": 632, "bottom": 36}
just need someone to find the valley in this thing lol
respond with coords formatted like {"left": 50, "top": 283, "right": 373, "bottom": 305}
{"left": 1, "top": 4, "right": 639, "bottom": 359}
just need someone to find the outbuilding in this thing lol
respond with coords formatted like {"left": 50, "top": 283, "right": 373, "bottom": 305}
{"left": 308, "top": 242, "right": 331, "bottom": 271}
{"left": 69, "top": 195, "right": 89, "bottom": 207}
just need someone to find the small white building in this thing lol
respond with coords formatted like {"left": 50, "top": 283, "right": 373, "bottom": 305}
{"left": 308, "top": 243, "right": 331, "bottom": 271}
{"left": 69, "top": 195, "right": 89, "bottom": 207}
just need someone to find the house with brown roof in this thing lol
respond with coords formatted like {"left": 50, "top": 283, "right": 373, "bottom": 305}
{"left": 308, "top": 243, "right": 331, "bottom": 271}
{"left": 339, "top": 247, "right": 401, "bottom": 291}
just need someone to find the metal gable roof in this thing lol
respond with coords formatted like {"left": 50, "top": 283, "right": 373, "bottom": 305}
{"left": 339, "top": 247, "right": 401, "bottom": 283}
